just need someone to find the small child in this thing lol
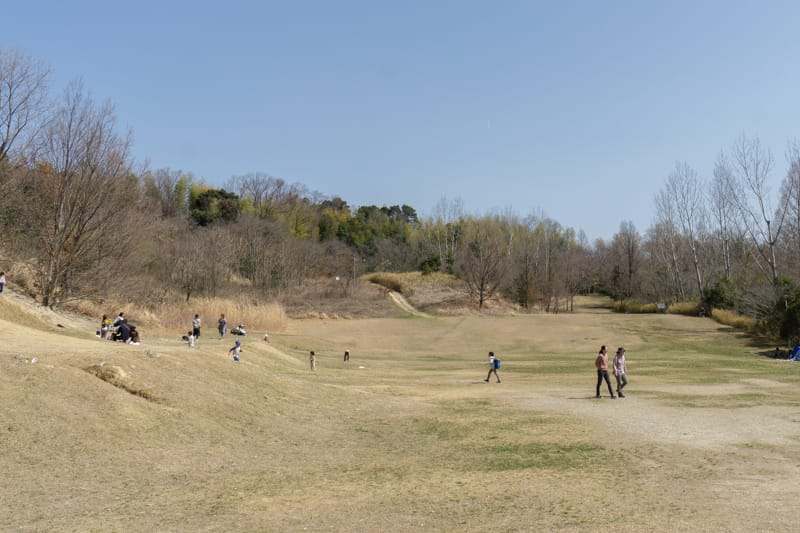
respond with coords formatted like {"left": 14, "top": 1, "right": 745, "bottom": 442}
{"left": 344, "top": 349, "right": 350, "bottom": 362}
{"left": 100, "top": 314, "right": 112, "bottom": 339}
{"left": 263, "top": 332, "right": 270, "bottom": 343}
{"left": 309, "top": 350, "right": 316, "bottom": 371}
{"left": 183, "top": 330, "right": 196, "bottom": 348}
{"left": 229, "top": 339, "right": 242, "bottom": 362}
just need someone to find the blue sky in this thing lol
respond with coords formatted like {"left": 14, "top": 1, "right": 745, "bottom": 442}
{"left": 5, "top": 1, "right": 800, "bottom": 240}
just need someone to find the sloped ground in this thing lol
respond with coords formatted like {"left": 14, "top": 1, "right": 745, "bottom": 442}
{"left": 1, "top": 290, "right": 800, "bottom": 531}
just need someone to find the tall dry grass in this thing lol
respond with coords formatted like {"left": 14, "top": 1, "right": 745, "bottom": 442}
{"left": 152, "top": 297, "right": 287, "bottom": 335}
{"left": 667, "top": 301, "right": 701, "bottom": 316}
{"left": 66, "top": 296, "right": 288, "bottom": 335}
{"left": 711, "top": 308, "right": 757, "bottom": 331}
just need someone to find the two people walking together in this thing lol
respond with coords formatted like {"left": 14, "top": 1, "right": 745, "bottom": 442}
{"left": 595, "top": 345, "right": 628, "bottom": 399}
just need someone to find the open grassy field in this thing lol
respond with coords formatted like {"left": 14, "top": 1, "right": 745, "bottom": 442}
{"left": 1, "top": 292, "right": 799, "bottom": 532}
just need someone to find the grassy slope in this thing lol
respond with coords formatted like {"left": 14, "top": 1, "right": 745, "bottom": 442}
{"left": 1, "top": 294, "right": 799, "bottom": 531}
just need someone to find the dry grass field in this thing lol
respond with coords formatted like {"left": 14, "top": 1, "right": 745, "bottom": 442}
{"left": 1, "top": 290, "right": 799, "bottom": 532}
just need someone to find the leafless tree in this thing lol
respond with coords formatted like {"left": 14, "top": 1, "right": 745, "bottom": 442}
{"left": 424, "top": 196, "right": 463, "bottom": 272}
{"left": 727, "top": 135, "right": 790, "bottom": 281}
{"left": 611, "top": 221, "right": 642, "bottom": 298}
{"left": 455, "top": 216, "right": 511, "bottom": 309}
{"left": 0, "top": 48, "right": 50, "bottom": 163}
{"left": 143, "top": 167, "right": 191, "bottom": 218}
{"left": 653, "top": 186, "right": 687, "bottom": 300}
{"left": 778, "top": 140, "right": 800, "bottom": 280}
{"left": 663, "top": 162, "right": 707, "bottom": 299}
{"left": 20, "top": 81, "right": 134, "bottom": 306}
{"left": 709, "top": 154, "right": 739, "bottom": 280}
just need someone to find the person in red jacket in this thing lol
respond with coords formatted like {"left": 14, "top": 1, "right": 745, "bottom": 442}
{"left": 595, "top": 345, "right": 616, "bottom": 399}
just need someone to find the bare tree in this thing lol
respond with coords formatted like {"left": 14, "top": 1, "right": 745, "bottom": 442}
{"left": 654, "top": 188, "right": 686, "bottom": 300}
{"left": 611, "top": 221, "right": 642, "bottom": 298}
{"left": 21, "top": 81, "right": 134, "bottom": 306}
{"left": 709, "top": 154, "right": 739, "bottom": 280}
{"left": 455, "top": 217, "right": 511, "bottom": 309}
{"left": 143, "top": 167, "right": 191, "bottom": 218}
{"left": 778, "top": 140, "right": 800, "bottom": 280}
{"left": 727, "top": 135, "right": 790, "bottom": 281}
{"left": 424, "top": 196, "right": 463, "bottom": 272}
{"left": 0, "top": 48, "right": 50, "bottom": 163}
{"left": 663, "top": 162, "right": 707, "bottom": 299}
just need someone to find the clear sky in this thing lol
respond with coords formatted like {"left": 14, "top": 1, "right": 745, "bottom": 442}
{"left": 5, "top": 0, "right": 800, "bottom": 241}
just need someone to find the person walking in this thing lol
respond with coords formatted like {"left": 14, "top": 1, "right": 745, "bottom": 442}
{"left": 484, "top": 351, "right": 501, "bottom": 383}
{"left": 0, "top": 271, "right": 6, "bottom": 293}
{"left": 309, "top": 350, "right": 316, "bottom": 371}
{"left": 218, "top": 314, "right": 227, "bottom": 339}
{"left": 595, "top": 345, "right": 616, "bottom": 399}
{"left": 228, "top": 339, "right": 242, "bottom": 362}
{"left": 613, "top": 347, "right": 628, "bottom": 398}
{"left": 344, "top": 350, "right": 350, "bottom": 362}
{"left": 192, "top": 314, "right": 201, "bottom": 339}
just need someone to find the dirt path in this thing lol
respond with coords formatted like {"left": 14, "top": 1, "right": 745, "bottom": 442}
{"left": 387, "top": 290, "right": 431, "bottom": 317}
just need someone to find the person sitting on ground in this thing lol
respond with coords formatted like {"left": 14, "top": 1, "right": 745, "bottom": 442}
{"left": 789, "top": 343, "right": 800, "bottom": 361}
{"left": 181, "top": 330, "right": 196, "bottom": 348}
{"left": 113, "top": 319, "right": 131, "bottom": 342}
{"left": 231, "top": 324, "right": 247, "bottom": 336}
{"left": 129, "top": 325, "right": 141, "bottom": 345}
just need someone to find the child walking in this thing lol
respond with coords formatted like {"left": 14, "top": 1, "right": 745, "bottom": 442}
{"left": 484, "top": 351, "right": 501, "bottom": 383}
{"left": 228, "top": 339, "right": 242, "bottom": 362}
{"left": 309, "top": 350, "right": 316, "bottom": 371}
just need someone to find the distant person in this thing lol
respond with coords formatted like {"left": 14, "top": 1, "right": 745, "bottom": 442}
{"left": 114, "top": 320, "right": 131, "bottom": 342}
{"left": 0, "top": 271, "right": 6, "bottom": 293}
{"left": 112, "top": 312, "right": 125, "bottom": 328}
{"left": 263, "top": 332, "right": 270, "bottom": 343}
{"left": 595, "top": 345, "right": 616, "bottom": 399}
{"left": 218, "top": 314, "right": 227, "bottom": 339}
{"left": 228, "top": 339, "right": 242, "bottom": 362}
{"left": 344, "top": 349, "right": 350, "bottom": 362}
{"left": 613, "top": 347, "right": 628, "bottom": 398}
{"left": 129, "top": 325, "right": 141, "bottom": 345}
{"left": 182, "top": 331, "right": 196, "bottom": 348}
{"left": 484, "top": 351, "right": 501, "bottom": 383}
{"left": 789, "top": 343, "right": 800, "bottom": 361}
{"left": 100, "top": 314, "right": 112, "bottom": 339}
{"left": 232, "top": 324, "right": 247, "bottom": 336}
{"left": 309, "top": 350, "right": 316, "bottom": 371}
{"left": 699, "top": 306, "right": 707, "bottom": 317}
{"left": 192, "top": 314, "right": 201, "bottom": 339}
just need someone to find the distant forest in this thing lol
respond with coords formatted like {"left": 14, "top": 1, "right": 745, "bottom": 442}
{"left": 3, "top": 48, "right": 800, "bottom": 340}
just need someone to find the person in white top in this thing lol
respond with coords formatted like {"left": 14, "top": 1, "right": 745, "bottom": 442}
{"left": 613, "top": 347, "right": 628, "bottom": 398}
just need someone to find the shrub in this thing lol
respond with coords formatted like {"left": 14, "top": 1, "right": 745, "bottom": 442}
{"left": 711, "top": 308, "right": 757, "bottom": 331}
{"left": 667, "top": 301, "right": 700, "bottom": 316}
{"left": 703, "top": 278, "right": 737, "bottom": 310}
{"left": 364, "top": 272, "right": 406, "bottom": 294}
{"left": 611, "top": 300, "right": 658, "bottom": 313}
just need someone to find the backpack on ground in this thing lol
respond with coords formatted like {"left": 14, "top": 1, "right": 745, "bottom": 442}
{"left": 493, "top": 358, "right": 501, "bottom": 369}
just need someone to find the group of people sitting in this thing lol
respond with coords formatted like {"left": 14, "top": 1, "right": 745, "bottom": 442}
{"left": 99, "top": 312, "right": 140, "bottom": 344}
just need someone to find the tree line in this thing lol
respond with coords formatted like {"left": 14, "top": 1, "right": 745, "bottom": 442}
{"left": 2, "top": 48, "right": 800, "bottom": 340}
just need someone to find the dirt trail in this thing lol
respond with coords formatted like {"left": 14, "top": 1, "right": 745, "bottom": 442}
{"left": 387, "top": 290, "right": 431, "bottom": 317}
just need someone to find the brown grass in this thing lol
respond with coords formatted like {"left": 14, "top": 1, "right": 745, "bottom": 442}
{"left": 1, "top": 288, "right": 798, "bottom": 531}
{"left": 711, "top": 307, "right": 758, "bottom": 330}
